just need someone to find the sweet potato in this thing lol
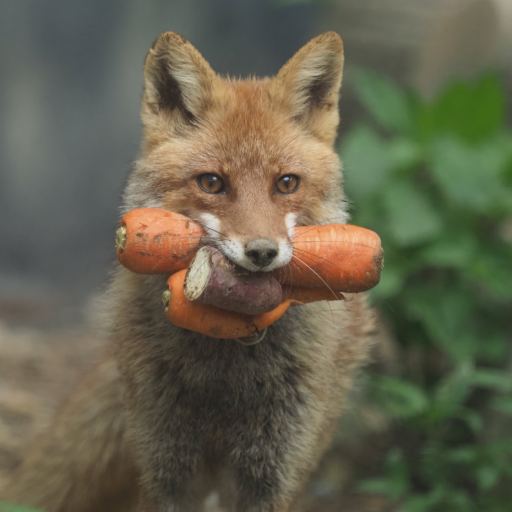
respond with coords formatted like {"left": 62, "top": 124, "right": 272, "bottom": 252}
{"left": 184, "top": 247, "right": 283, "bottom": 315}
{"left": 165, "top": 270, "right": 290, "bottom": 339}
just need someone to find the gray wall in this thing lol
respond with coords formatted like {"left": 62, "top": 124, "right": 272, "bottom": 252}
{"left": 0, "top": 0, "right": 316, "bottom": 320}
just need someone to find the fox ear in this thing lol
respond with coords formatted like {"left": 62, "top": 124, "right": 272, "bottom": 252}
{"left": 273, "top": 32, "right": 344, "bottom": 146}
{"left": 142, "top": 32, "right": 217, "bottom": 133}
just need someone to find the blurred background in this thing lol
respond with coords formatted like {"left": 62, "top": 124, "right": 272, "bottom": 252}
{"left": 1, "top": 0, "right": 511, "bottom": 511}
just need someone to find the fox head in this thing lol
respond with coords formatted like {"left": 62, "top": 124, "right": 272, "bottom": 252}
{"left": 124, "top": 31, "right": 348, "bottom": 272}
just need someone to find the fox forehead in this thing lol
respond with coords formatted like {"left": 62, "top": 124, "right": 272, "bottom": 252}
{"left": 149, "top": 79, "right": 309, "bottom": 177}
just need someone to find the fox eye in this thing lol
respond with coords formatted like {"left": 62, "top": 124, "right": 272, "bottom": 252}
{"left": 276, "top": 175, "right": 300, "bottom": 194}
{"left": 197, "top": 173, "right": 225, "bottom": 194}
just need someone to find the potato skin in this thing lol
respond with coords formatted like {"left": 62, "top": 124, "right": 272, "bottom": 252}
{"left": 185, "top": 247, "right": 283, "bottom": 315}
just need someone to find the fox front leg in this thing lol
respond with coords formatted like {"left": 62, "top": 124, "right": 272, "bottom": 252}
{"left": 126, "top": 403, "right": 209, "bottom": 512}
{"left": 232, "top": 443, "right": 306, "bottom": 512}
{"left": 229, "top": 410, "right": 334, "bottom": 512}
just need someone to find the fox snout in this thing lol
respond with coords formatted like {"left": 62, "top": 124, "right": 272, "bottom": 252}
{"left": 245, "top": 238, "right": 279, "bottom": 268}
{"left": 198, "top": 212, "right": 294, "bottom": 273}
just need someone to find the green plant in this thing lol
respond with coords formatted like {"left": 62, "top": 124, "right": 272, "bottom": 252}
{"left": 342, "top": 70, "right": 512, "bottom": 511}
{"left": 0, "top": 502, "right": 45, "bottom": 512}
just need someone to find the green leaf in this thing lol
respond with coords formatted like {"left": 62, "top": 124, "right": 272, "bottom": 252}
{"left": 429, "top": 137, "right": 505, "bottom": 212}
{"left": 0, "top": 503, "right": 46, "bottom": 512}
{"left": 429, "top": 73, "right": 506, "bottom": 143}
{"left": 491, "top": 396, "right": 512, "bottom": 416}
{"left": 387, "top": 138, "right": 423, "bottom": 172}
{"left": 470, "top": 246, "right": 512, "bottom": 299}
{"left": 359, "top": 449, "right": 410, "bottom": 500}
{"left": 420, "top": 229, "right": 477, "bottom": 268}
{"left": 473, "top": 369, "right": 512, "bottom": 393}
{"left": 447, "top": 445, "right": 479, "bottom": 464}
{"left": 351, "top": 69, "right": 415, "bottom": 134}
{"left": 454, "top": 408, "right": 484, "bottom": 433}
{"left": 432, "top": 362, "right": 474, "bottom": 419}
{"left": 445, "top": 489, "right": 477, "bottom": 511}
{"left": 357, "top": 449, "right": 409, "bottom": 500}
{"left": 475, "top": 333, "right": 509, "bottom": 364}
{"left": 341, "top": 125, "right": 394, "bottom": 200}
{"left": 404, "top": 288, "right": 477, "bottom": 361}
{"left": 476, "top": 465, "right": 501, "bottom": 491}
{"left": 382, "top": 179, "right": 442, "bottom": 246}
{"left": 403, "top": 488, "right": 445, "bottom": 512}
{"left": 373, "top": 376, "right": 429, "bottom": 419}
{"left": 357, "top": 477, "right": 391, "bottom": 495}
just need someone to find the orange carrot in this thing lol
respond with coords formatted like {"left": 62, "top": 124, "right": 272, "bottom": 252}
{"left": 164, "top": 271, "right": 346, "bottom": 339}
{"left": 117, "top": 209, "right": 383, "bottom": 293}
{"left": 274, "top": 224, "right": 383, "bottom": 293}
{"left": 116, "top": 209, "right": 204, "bottom": 274}
{"left": 282, "top": 286, "right": 345, "bottom": 304}
{"left": 164, "top": 270, "right": 291, "bottom": 339}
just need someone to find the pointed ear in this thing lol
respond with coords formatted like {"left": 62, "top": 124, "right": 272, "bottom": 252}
{"left": 142, "top": 32, "right": 218, "bottom": 134}
{"left": 273, "top": 32, "right": 344, "bottom": 146}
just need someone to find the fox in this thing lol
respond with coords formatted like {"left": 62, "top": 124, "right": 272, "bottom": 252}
{"left": 1, "top": 31, "right": 376, "bottom": 512}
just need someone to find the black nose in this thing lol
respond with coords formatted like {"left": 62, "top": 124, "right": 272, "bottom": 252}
{"left": 245, "top": 238, "right": 279, "bottom": 268}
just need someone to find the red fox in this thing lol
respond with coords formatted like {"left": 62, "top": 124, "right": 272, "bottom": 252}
{"left": 1, "top": 31, "right": 375, "bottom": 512}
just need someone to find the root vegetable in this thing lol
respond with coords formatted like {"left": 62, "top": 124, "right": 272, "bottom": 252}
{"left": 282, "top": 287, "right": 344, "bottom": 304}
{"left": 274, "top": 224, "right": 383, "bottom": 293}
{"left": 116, "top": 208, "right": 383, "bottom": 293}
{"left": 184, "top": 247, "right": 283, "bottom": 315}
{"left": 116, "top": 208, "right": 204, "bottom": 274}
{"left": 165, "top": 271, "right": 346, "bottom": 339}
{"left": 165, "top": 270, "right": 290, "bottom": 339}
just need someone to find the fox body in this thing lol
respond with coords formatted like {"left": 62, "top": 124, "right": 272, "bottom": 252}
{"left": 1, "top": 32, "right": 375, "bottom": 512}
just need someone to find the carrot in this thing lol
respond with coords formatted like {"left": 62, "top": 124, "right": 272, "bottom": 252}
{"left": 274, "top": 224, "right": 383, "bottom": 293}
{"left": 282, "top": 286, "right": 345, "bottom": 304}
{"left": 164, "top": 271, "right": 345, "bottom": 339}
{"left": 116, "top": 208, "right": 204, "bottom": 274}
{"left": 116, "top": 208, "right": 383, "bottom": 293}
{"left": 165, "top": 270, "right": 290, "bottom": 339}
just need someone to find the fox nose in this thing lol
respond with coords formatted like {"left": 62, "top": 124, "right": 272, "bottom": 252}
{"left": 245, "top": 238, "right": 279, "bottom": 268}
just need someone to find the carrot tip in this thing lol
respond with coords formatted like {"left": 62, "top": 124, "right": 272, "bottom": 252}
{"left": 116, "top": 225, "right": 127, "bottom": 252}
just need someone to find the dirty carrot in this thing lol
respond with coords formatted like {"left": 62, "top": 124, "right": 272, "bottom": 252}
{"left": 116, "top": 208, "right": 205, "bottom": 274}
{"left": 274, "top": 224, "right": 383, "bottom": 293}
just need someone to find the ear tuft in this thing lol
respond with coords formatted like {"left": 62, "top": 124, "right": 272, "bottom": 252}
{"left": 143, "top": 32, "right": 217, "bottom": 129}
{"left": 273, "top": 32, "right": 344, "bottom": 146}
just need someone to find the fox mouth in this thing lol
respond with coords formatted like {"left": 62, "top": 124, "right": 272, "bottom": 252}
{"left": 194, "top": 212, "right": 295, "bottom": 273}
{"left": 208, "top": 238, "right": 292, "bottom": 273}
